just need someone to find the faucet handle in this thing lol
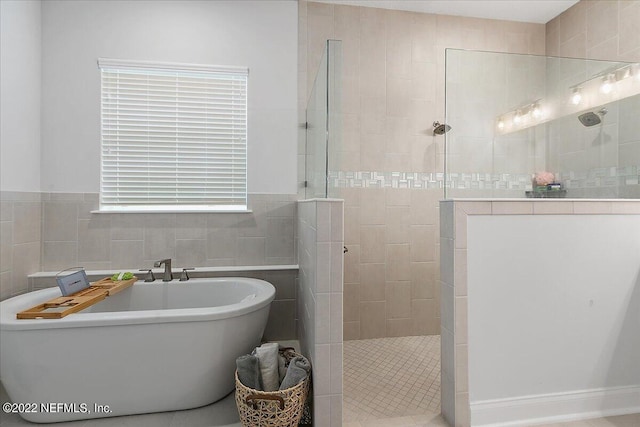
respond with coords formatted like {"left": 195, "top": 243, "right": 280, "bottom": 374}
{"left": 180, "top": 268, "right": 195, "bottom": 282}
{"left": 139, "top": 269, "right": 156, "bottom": 282}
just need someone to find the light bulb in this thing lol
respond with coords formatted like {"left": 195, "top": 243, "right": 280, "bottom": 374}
{"left": 513, "top": 110, "right": 522, "bottom": 125}
{"left": 600, "top": 75, "right": 614, "bottom": 94}
{"left": 571, "top": 88, "right": 582, "bottom": 105}
{"left": 497, "top": 118, "right": 505, "bottom": 130}
{"left": 532, "top": 103, "right": 542, "bottom": 119}
{"left": 622, "top": 67, "right": 631, "bottom": 80}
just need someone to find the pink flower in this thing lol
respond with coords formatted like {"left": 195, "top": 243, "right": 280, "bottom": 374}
{"left": 533, "top": 171, "right": 555, "bottom": 186}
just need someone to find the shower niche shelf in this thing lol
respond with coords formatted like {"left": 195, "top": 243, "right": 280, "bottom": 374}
{"left": 16, "top": 277, "right": 137, "bottom": 319}
{"left": 525, "top": 190, "right": 567, "bottom": 198}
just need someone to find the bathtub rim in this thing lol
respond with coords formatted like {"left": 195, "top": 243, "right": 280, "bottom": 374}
{"left": 0, "top": 277, "right": 275, "bottom": 331}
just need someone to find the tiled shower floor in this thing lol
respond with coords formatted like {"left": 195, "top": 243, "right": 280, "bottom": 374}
{"left": 343, "top": 335, "right": 442, "bottom": 424}
{"left": 342, "top": 336, "right": 639, "bottom": 427}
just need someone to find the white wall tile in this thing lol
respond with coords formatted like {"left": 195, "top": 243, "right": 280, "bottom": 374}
{"left": 441, "top": 281, "right": 455, "bottom": 334}
{"left": 330, "top": 292, "right": 343, "bottom": 343}
{"left": 330, "top": 394, "right": 342, "bottom": 427}
{"left": 491, "top": 201, "right": 533, "bottom": 215}
{"left": 314, "top": 343, "right": 331, "bottom": 395}
{"left": 440, "top": 238, "right": 454, "bottom": 286}
{"left": 330, "top": 343, "right": 343, "bottom": 394}
{"left": 316, "top": 242, "right": 332, "bottom": 293}
{"left": 316, "top": 292, "right": 331, "bottom": 344}
{"left": 330, "top": 242, "right": 344, "bottom": 293}
{"left": 532, "top": 201, "right": 574, "bottom": 214}
{"left": 454, "top": 297, "right": 467, "bottom": 345}
{"left": 316, "top": 202, "right": 332, "bottom": 242}
{"left": 314, "top": 395, "right": 331, "bottom": 427}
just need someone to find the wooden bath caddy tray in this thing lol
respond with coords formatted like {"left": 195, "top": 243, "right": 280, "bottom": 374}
{"left": 16, "top": 277, "right": 137, "bottom": 319}
{"left": 89, "top": 276, "right": 138, "bottom": 296}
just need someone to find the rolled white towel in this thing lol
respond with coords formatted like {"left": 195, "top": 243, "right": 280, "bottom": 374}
{"left": 253, "top": 343, "right": 280, "bottom": 392}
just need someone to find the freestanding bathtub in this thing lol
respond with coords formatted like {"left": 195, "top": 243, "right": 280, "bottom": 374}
{"left": 0, "top": 277, "right": 275, "bottom": 423}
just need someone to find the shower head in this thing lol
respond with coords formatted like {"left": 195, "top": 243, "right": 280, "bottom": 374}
{"left": 433, "top": 121, "right": 451, "bottom": 135}
{"left": 578, "top": 108, "right": 608, "bottom": 127}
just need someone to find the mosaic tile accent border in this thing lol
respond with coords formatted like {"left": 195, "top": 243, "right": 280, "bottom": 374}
{"left": 328, "top": 171, "right": 446, "bottom": 189}
{"left": 329, "top": 166, "right": 640, "bottom": 192}
{"left": 557, "top": 166, "right": 639, "bottom": 189}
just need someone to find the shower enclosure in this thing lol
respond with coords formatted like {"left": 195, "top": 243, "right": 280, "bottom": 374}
{"left": 304, "top": 40, "right": 342, "bottom": 199}
{"left": 306, "top": 32, "right": 446, "bottom": 423}
{"left": 444, "top": 49, "right": 640, "bottom": 199}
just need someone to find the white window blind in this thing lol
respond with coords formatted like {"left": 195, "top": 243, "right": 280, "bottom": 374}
{"left": 98, "top": 58, "right": 248, "bottom": 211}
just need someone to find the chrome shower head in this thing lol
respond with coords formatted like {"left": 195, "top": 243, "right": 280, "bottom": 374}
{"left": 433, "top": 121, "right": 451, "bottom": 135}
{"left": 578, "top": 108, "right": 607, "bottom": 127}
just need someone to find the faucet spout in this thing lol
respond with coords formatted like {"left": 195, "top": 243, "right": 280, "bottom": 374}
{"left": 153, "top": 259, "right": 173, "bottom": 282}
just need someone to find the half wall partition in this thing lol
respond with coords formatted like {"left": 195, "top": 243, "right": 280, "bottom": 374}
{"left": 298, "top": 39, "right": 344, "bottom": 427}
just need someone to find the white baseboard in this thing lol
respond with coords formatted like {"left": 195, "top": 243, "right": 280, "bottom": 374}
{"left": 470, "top": 385, "right": 640, "bottom": 427}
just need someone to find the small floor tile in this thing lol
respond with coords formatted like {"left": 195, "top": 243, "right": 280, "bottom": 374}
{"left": 343, "top": 335, "right": 441, "bottom": 423}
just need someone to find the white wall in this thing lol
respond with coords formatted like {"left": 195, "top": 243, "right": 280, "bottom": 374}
{"left": 40, "top": 0, "right": 298, "bottom": 194}
{"left": 0, "top": 0, "right": 42, "bottom": 192}
{"left": 467, "top": 214, "right": 640, "bottom": 422}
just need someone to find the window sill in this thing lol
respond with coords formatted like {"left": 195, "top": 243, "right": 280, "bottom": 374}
{"left": 90, "top": 209, "right": 253, "bottom": 214}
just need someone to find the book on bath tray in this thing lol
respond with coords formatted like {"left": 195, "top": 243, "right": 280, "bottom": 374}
{"left": 56, "top": 269, "right": 91, "bottom": 296}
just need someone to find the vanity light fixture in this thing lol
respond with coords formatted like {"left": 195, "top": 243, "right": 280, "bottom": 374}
{"left": 496, "top": 62, "right": 639, "bottom": 135}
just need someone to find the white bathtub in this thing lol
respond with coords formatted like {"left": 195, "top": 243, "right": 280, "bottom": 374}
{"left": 0, "top": 277, "right": 275, "bottom": 423}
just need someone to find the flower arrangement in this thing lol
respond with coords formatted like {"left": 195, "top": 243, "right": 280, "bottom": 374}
{"left": 533, "top": 171, "right": 555, "bottom": 186}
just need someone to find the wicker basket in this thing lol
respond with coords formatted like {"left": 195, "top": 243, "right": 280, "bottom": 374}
{"left": 235, "top": 366, "right": 310, "bottom": 427}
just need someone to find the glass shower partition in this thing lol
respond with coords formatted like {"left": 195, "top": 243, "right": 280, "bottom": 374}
{"left": 444, "top": 49, "right": 640, "bottom": 199}
{"left": 305, "top": 40, "right": 342, "bottom": 199}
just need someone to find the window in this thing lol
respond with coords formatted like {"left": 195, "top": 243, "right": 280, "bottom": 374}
{"left": 98, "top": 59, "right": 248, "bottom": 212}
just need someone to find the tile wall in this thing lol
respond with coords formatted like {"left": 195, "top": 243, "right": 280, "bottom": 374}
{"left": 546, "top": 0, "right": 640, "bottom": 199}
{"left": 0, "top": 192, "right": 299, "bottom": 340}
{"left": 0, "top": 191, "right": 41, "bottom": 300}
{"left": 445, "top": 49, "right": 547, "bottom": 199}
{"left": 546, "top": 0, "right": 640, "bottom": 62}
{"left": 446, "top": 47, "right": 640, "bottom": 200}
{"left": 340, "top": 187, "right": 442, "bottom": 340}
{"left": 297, "top": 199, "right": 344, "bottom": 427}
{"left": 547, "top": 99, "right": 640, "bottom": 199}
{"left": 38, "top": 193, "right": 297, "bottom": 271}
{"left": 301, "top": 1, "right": 545, "bottom": 339}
